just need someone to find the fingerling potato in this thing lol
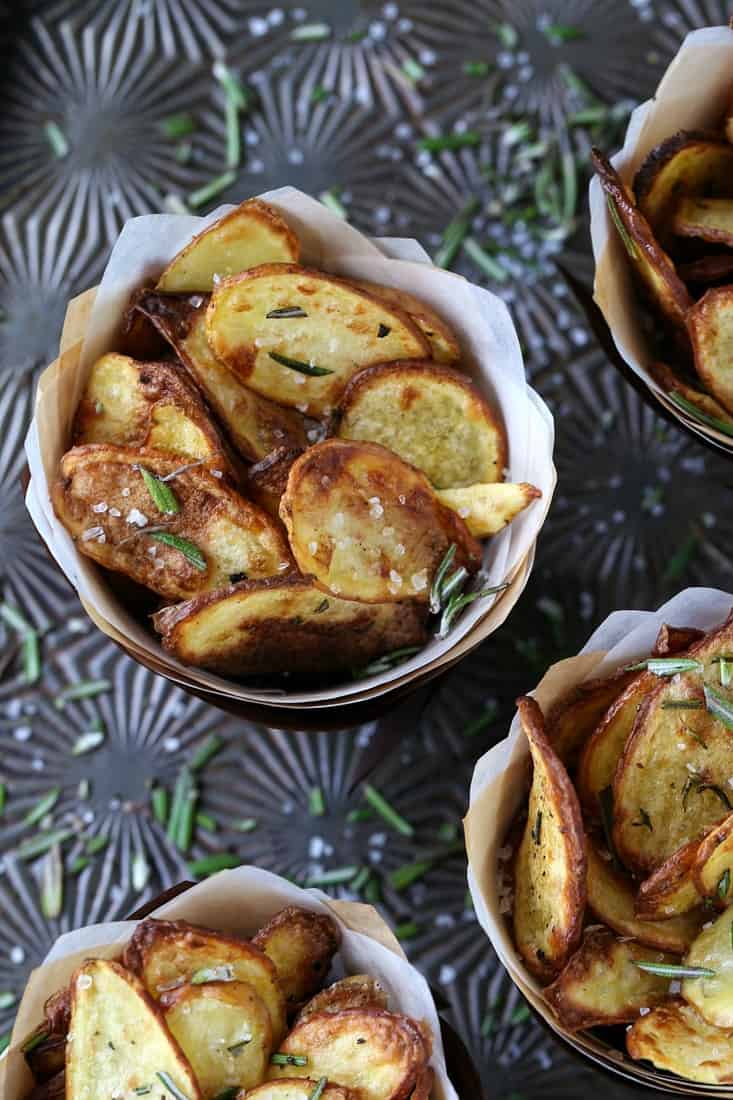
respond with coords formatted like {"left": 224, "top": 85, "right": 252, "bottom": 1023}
{"left": 296, "top": 975, "right": 389, "bottom": 1024}
{"left": 635, "top": 838, "right": 701, "bottom": 920}
{"left": 252, "top": 907, "right": 340, "bottom": 1006}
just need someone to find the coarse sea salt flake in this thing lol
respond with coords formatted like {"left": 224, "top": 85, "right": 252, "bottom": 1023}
{"left": 81, "top": 526, "right": 105, "bottom": 542}
{"left": 92, "top": 501, "right": 108, "bottom": 513}
{"left": 126, "top": 509, "right": 148, "bottom": 527}
{"left": 108, "top": 507, "right": 121, "bottom": 517}
{"left": 308, "top": 541, "right": 318, "bottom": 554}
{"left": 458, "top": 506, "right": 470, "bottom": 518}
{"left": 395, "top": 543, "right": 406, "bottom": 557}
{"left": 411, "top": 569, "right": 428, "bottom": 592}
{"left": 389, "top": 570, "right": 402, "bottom": 586}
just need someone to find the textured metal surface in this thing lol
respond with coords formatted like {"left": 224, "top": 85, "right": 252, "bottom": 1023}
{"left": 1, "top": 3, "right": 732, "bottom": 1098}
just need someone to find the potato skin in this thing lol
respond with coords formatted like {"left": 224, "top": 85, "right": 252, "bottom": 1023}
{"left": 544, "top": 668, "right": 638, "bottom": 769}
{"left": 245, "top": 447, "right": 302, "bottom": 519}
{"left": 692, "top": 810, "right": 733, "bottom": 899}
{"left": 635, "top": 838, "right": 701, "bottom": 919}
{"left": 633, "top": 130, "right": 733, "bottom": 241}
{"left": 296, "top": 974, "right": 389, "bottom": 1025}
{"left": 688, "top": 286, "right": 733, "bottom": 416}
{"left": 242, "top": 1081, "right": 358, "bottom": 1100}
{"left": 627, "top": 998, "right": 733, "bottom": 1084}
{"left": 349, "top": 279, "right": 461, "bottom": 364}
{"left": 251, "top": 907, "right": 341, "bottom": 1006}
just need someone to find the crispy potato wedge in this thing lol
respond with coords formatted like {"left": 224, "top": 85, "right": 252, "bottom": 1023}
{"left": 280, "top": 439, "right": 481, "bottom": 603}
{"left": 337, "top": 361, "right": 506, "bottom": 490}
{"left": 134, "top": 291, "right": 308, "bottom": 462}
{"left": 157, "top": 199, "right": 300, "bottom": 292}
{"left": 245, "top": 447, "right": 302, "bottom": 520}
{"left": 162, "top": 980, "right": 272, "bottom": 1095}
{"left": 408, "top": 1068, "right": 433, "bottom": 1100}
{"left": 123, "top": 918, "right": 287, "bottom": 1042}
{"left": 673, "top": 197, "right": 733, "bottom": 246}
{"left": 682, "top": 907, "right": 733, "bottom": 1027}
{"left": 635, "top": 838, "right": 701, "bottom": 920}
{"left": 586, "top": 838, "right": 701, "bottom": 954}
{"left": 592, "top": 149, "right": 693, "bottom": 331}
{"left": 251, "top": 907, "right": 340, "bottom": 1006}
{"left": 243, "top": 1081, "right": 357, "bottom": 1100}
{"left": 627, "top": 998, "right": 733, "bottom": 1084}
{"left": 577, "top": 674, "right": 650, "bottom": 817}
{"left": 53, "top": 444, "right": 291, "bottom": 600}
{"left": 66, "top": 959, "right": 201, "bottom": 1100}
{"left": 544, "top": 669, "right": 638, "bottom": 768}
{"left": 688, "top": 286, "right": 733, "bottom": 415}
{"left": 27, "top": 1071, "right": 65, "bottom": 1100}
{"left": 206, "top": 264, "right": 430, "bottom": 416}
{"left": 350, "top": 279, "right": 461, "bottom": 364}
{"left": 693, "top": 811, "right": 733, "bottom": 899}
{"left": 678, "top": 254, "right": 733, "bottom": 286}
{"left": 153, "top": 575, "right": 428, "bottom": 678}
{"left": 653, "top": 625, "right": 707, "bottom": 655}
{"left": 634, "top": 131, "right": 733, "bottom": 241}
{"left": 513, "top": 696, "right": 586, "bottom": 980}
{"left": 613, "top": 612, "right": 733, "bottom": 873}
{"left": 647, "top": 359, "right": 733, "bottom": 428}
{"left": 435, "top": 482, "right": 541, "bottom": 538}
{"left": 73, "top": 353, "right": 232, "bottom": 474}
{"left": 296, "top": 975, "right": 389, "bottom": 1025}
{"left": 267, "top": 1009, "right": 428, "bottom": 1100}
{"left": 545, "top": 927, "right": 675, "bottom": 1031}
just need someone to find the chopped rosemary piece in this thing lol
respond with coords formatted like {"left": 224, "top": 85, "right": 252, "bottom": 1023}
{"left": 682, "top": 725, "right": 707, "bottom": 749}
{"left": 150, "top": 532, "right": 207, "bottom": 571}
{"left": 304, "top": 866, "right": 360, "bottom": 887}
{"left": 402, "top": 58, "right": 425, "bottom": 84}
{"left": 307, "top": 1080, "right": 328, "bottom": 1100}
{"left": 463, "top": 61, "right": 492, "bottom": 77}
{"left": 291, "top": 22, "right": 331, "bottom": 41}
{"left": 190, "top": 734, "right": 224, "bottom": 771}
{"left": 271, "top": 1052, "right": 309, "bottom": 1066}
{"left": 318, "top": 187, "right": 347, "bottom": 219}
{"left": 349, "top": 866, "right": 371, "bottom": 892}
{"left": 21, "top": 1029, "right": 49, "bottom": 1054}
{"left": 434, "top": 198, "right": 479, "bottom": 269}
{"left": 662, "top": 700, "right": 703, "bottom": 710}
{"left": 377, "top": 323, "right": 391, "bottom": 337}
{"left": 40, "top": 844, "right": 63, "bottom": 919}
{"left": 509, "top": 1002, "right": 530, "bottom": 1025}
{"left": 138, "top": 467, "right": 179, "bottom": 514}
{"left": 134, "top": 1090, "right": 153, "bottom": 1097}
{"left": 395, "top": 921, "right": 420, "bottom": 940}
{"left": 531, "top": 811, "right": 542, "bottom": 844}
{"left": 492, "top": 21, "right": 518, "bottom": 48}
{"left": 543, "top": 23, "right": 585, "bottom": 45}
{"left": 227, "top": 1038, "right": 252, "bottom": 1054}
{"left": 232, "top": 818, "right": 257, "bottom": 832}
{"left": 418, "top": 131, "right": 480, "bottom": 153}
{"left": 315, "top": 599, "right": 329, "bottom": 613}
{"left": 72, "top": 730, "right": 105, "bottom": 756}
{"left": 605, "top": 193, "right": 638, "bottom": 260}
{"left": 55, "top": 678, "right": 111, "bottom": 708}
{"left": 705, "top": 684, "right": 733, "bottom": 731}
{"left": 718, "top": 868, "right": 731, "bottom": 900}
{"left": 0, "top": 603, "right": 32, "bottom": 634}
{"left": 627, "top": 657, "right": 702, "bottom": 676}
{"left": 632, "top": 808, "right": 653, "bottom": 831}
{"left": 438, "top": 583, "right": 508, "bottom": 638}
{"left": 188, "top": 852, "right": 241, "bottom": 878}
{"left": 196, "top": 812, "right": 217, "bottom": 833}
{"left": 347, "top": 808, "right": 373, "bottom": 823}
{"left": 463, "top": 238, "right": 509, "bottom": 282}
{"left": 269, "top": 351, "right": 333, "bottom": 377}
{"left": 667, "top": 392, "right": 733, "bottom": 438}
{"left": 151, "top": 785, "right": 168, "bottom": 826}
{"left": 0, "top": 991, "right": 15, "bottom": 1010}
{"left": 188, "top": 171, "right": 236, "bottom": 210}
{"left": 70, "top": 856, "right": 91, "bottom": 875}
{"left": 44, "top": 120, "right": 68, "bottom": 158}
{"left": 390, "top": 858, "right": 433, "bottom": 891}
{"left": 160, "top": 113, "right": 196, "bottom": 139}
{"left": 356, "top": 646, "right": 421, "bottom": 678}
{"left": 157, "top": 1071, "right": 191, "bottom": 1100}
{"left": 132, "top": 852, "right": 150, "bottom": 892}
{"left": 17, "top": 829, "right": 73, "bottom": 861}
{"left": 23, "top": 787, "right": 60, "bottom": 827}
{"left": 363, "top": 784, "right": 413, "bottom": 837}
{"left": 715, "top": 656, "right": 733, "bottom": 688}
{"left": 266, "top": 306, "right": 308, "bottom": 318}
{"left": 682, "top": 775, "right": 731, "bottom": 812}
{"left": 191, "top": 964, "right": 233, "bottom": 984}
{"left": 167, "top": 767, "right": 198, "bottom": 853}
{"left": 213, "top": 62, "right": 250, "bottom": 111}
{"left": 310, "top": 85, "right": 330, "bottom": 104}
{"left": 0, "top": 782, "right": 5, "bottom": 815}
{"left": 635, "top": 962, "right": 715, "bottom": 979}
{"left": 0, "top": 1032, "right": 10, "bottom": 1056}
{"left": 308, "top": 786, "right": 325, "bottom": 817}
{"left": 23, "top": 631, "right": 40, "bottom": 685}
{"left": 86, "top": 833, "right": 109, "bottom": 855}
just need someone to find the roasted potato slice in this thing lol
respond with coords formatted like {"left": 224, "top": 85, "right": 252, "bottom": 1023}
{"left": 647, "top": 359, "right": 733, "bottom": 429}
{"left": 349, "top": 279, "right": 460, "bottom": 364}
{"left": 688, "top": 286, "right": 733, "bottom": 415}
{"left": 280, "top": 439, "right": 482, "bottom": 603}
{"left": 545, "top": 927, "right": 675, "bottom": 1031}
{"left": 337, "top": 361, "right": 506, "bottom": 490}
{"left": 73, "top": 353, "right": 232, "bottom": 474}
{"left": 591, "top": 149, "right": 693, "bottom": 331}
{"left": 544, "top": 669, "right": 638, "bottom": 768}
{"left": 577, "top": 674, "right": 650, "bottom": 817}
{"left": 296, "top": 975, "right": 389, "bottom": 1024}
{"left": 162, "top": 980, "right": 272, "bottom": 1096}
{"left": 627, "top": 998, "right": 733, "bottom": 1084}
{"left": 251, "top": 907, "right": 340, "bottom": 1006}
{"left": 586, "top": 838, "right": 701, "bottom": 954}
{"left": 613, "top": 612, "right": 733, "bottom": 873}
{"left": 206, "top": 264, "right": 430, "bottom": 416}
{"left": 408, "top": 1068, "right": 433, "bottom": 1100}
{"left": 157, "top": 199, "right": 300, "bottom": 292}
{"left": 678, "top": 253, "right": 733, "bottom": 286}
{"left": 633, "top": 131, "right": 733, "bottom": 241}
{"left": 23, "top": 1034, "right": 65, "bottom": 1081}
{"left": 672, "top": 197, "right": 733, "bottom": 246}
{"left": 693, "top": 811, "right": 733, "bottom": 899}
{"left": 435, "top": 482, "right": 541, "bottom": 538}
{"left": 682, "top": 907, "right": 733, "bottom": 1028}
{"left": 267, "top": 1009, "right": 429, "bottom": 1100}
{"left": 512, "top": 696, "right": 586, "bottom": 980}
{"left": 245, "top": 447, "right": 303, "bottom": 520}
{"left": 53, "top": 445, "right": 291, "bottom": 601}
{"left": 66, "top": 959, "right": 201, "bottom": 1100}
{"left": 243, "top": 1081, "right": 358, "bottom": 1100}
{"left": 153, "top": 575, "right": 428, "bottom": 678}
{"left": 27, "top": 1071, "right": 65, "bottom": 1100}
{"left": 123, "top": 918, "right": 287, "bottom": 1042}
{"left": 134, "top": 291, "right": 308, "bottom": 462}
{"left": 635, "top": 838, "right": 701, "bottom": 920}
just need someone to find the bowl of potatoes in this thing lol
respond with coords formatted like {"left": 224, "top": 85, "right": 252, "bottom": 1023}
{"left": 25, "top": 187, "right": 554, "bottom": 720}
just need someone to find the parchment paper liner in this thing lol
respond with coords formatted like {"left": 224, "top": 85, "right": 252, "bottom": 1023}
{"left": 589, "top": 25, "right": 733, "bottom": 453}
{"left": 24, "top": 186, "right": 555, "bottom": 708}
{"left": 465, "top": 587, "right": 733, "bottom": 1094}
{"left": 0, "top": 865, "right": 458, "bottom": 1100}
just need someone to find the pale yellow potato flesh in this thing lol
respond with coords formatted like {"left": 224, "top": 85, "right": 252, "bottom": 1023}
{"left": 693, "top": 811, "right": 733, "bottom": 899}
{"left": 673, "top": 197, "right": 733, "bottom": 246}
{"left": 349, "top": 278, "right": 461, "bottom": 364}
{"left": 683, "top": 907, "right": 733, "bottom": 1028}
{"left": 297, "top": 975, "right": 389, "bottom": 1025}
{"left": 627, "top": 998, "right": 733, "bottom": 1084}
{"left": 436, "top": 482, "right": 540, "bottom": 538}
{"left": 688, "top": 287, "right": 733, "bottom": 417}
{"left": 251, "top": 907, "right": 340, "bottom": 1006}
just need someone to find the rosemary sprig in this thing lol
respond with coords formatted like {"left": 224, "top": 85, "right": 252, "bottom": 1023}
{"left": 190, "top": 734, "right": 224, "bottom": 772}
{"left": 269, "top": 351, "right": 334, "bottom": 377}
{"left": 308, "top": 787, "right": 326, "bottom": 817}
{"left": 188, "top": 852, "right": 240, "bottom": 878}
{"left": 626, "top": 657, "right": 702, "bottom": 676}
{"left": 430, "top": 544, "right": 457, "bottom": 613}
{"left": 363, "top": 784, "right": 413, "bottom": 837}
{"left": 150, "top": 532, "right": 207, "bottom": 571}
{"left": 667, "top": 392, "right": 733, "bottom": 438}
{"left": 271, "top": 1052, "right": 308, "bottom": 1066}
{"left": 308, "top": 1079, "right": 328, "bottom": 1100}
{"left": 138, "top": 467, "right": 179, "bottom": 515}
{"left": 705, "top": 684, "right": 733, "bottom": 731}
{"left": 438, "top": 584, "right": 508, "bottom": 638}
{"left": 635, "top": 962, "right": 715, "bottom": 979}
{"left": 662, "top": 700, "right": 703, "bottom": 710}
{"left": 54, "top": 679, "right": 111, "bottom": 708}
{"left": 44, "top": 121, "right": 68, "bottom": 158}
{"left": 23, "top": 788, "right": 60, "bottom": 827}
{"left": 188, "top": 171, "right": 236, "bottom": 210}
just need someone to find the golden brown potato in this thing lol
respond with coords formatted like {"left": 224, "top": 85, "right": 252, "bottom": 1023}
{"left": 267, "top": 1009, "right": 429, "bottom": 1100}
{"left": 545, "top": 927, "right": 675, "bottom": 1031}
{"left": 23, "top": 1034, "right": 65, "bottom": 1082}
{"left": 206, "top": 264, "right": 430, "bottom": 416}
{"left": 152, "top": 575, "right": 428, "bottom": 679}
{"left": 693, "top": 811, "right": 733, "bottom": 899}
{"left": 647, "top": 359, "right": 733, "bottom": 430}
{"left": 27, "top": 1071, "right": 65, "bottom": 1100}
{"left": 688, "top": 286, "right": 733, "bottom": 415}
{"left": 73, "top": 353, "right": 232, "bottom": 476}
{"left": 635, "top": 838, "right": 701, "bottom": 920}
{"left": 512, "top": 696, "right": 586, "bottom": 980}
{"left": 576, "top": 674, "right": 650, "bottom": 817}
{"left": 162, "top": 980, "right": 272, "bottom": 1096}
{"left": 280, "top": 439, "right": 482, "bottom": 604}
{"left": 243, "top": 1082, "right": 358, "bottom": 1100}
{"left": 672, "top": 197, "right": 733, "bottom": 246}
{"left": 350, "top": 279, "right": 461, "bottom": 364}
{"left": 53, "top": 445, "right": 292, "bottom": 601}
{"left": 408, "top": 1068, "right": 434, "bottom": 1100}
{"left": 251, "top": 907, "right": 340, "bottom": 1006}
{"left": 66, "top": 959, "right": 201, "bottom": 1100}
{"left": 627, "top": 998, "right": 733, "bottom": 1084}
{"left": 134, "top": 291, "right": 308, "bottom": 462}
{"left": 157, "top": 199, "right": 300, "bottom": 292}
{"left": 678, "top": 254, "right": 733, "bottom": 286}
{"left": 633, "top": 131, "right": 733, "bottom": 241}
{"left": 337, "top": 361, "right": 506, "bottom": 489}
{"left": 245, "top": 447, "right": 303, "bottom": 520}
{"left": 123, "top": 918, "right": 287, "bottom": 1042}
{"left": 592, "top": 148, "right": 693, "bottom": 331}
{"left": 544, "top": 669, "right": 638, "bottom": 768}
{"left": 586, "top": 838, "right": 701, "bottom": 954}
{"left": 296, "top": 975, "right": 389, "bottom": 1025}
{"left": 435, "top": 482, "right": 541, "bottom": 539}
{"left": 613, "top": 612, "right": 733, "bottom": 874}
{"left": 682, "top": 907, "right": 733, "bottom": 1028}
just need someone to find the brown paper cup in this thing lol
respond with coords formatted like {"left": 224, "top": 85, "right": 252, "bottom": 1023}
{"left": 24, "top": 187, "right": 555, "bottom": 715}
{"left": 465, "top": 586, "right": 733, "bottom": 1095}
{"left": 589, "top": 24, "right": 733, "bottom": 455}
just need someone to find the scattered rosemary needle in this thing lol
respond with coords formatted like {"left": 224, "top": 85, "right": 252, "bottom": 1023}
{"left": 0, "top": 603, "right": 32, "bottom": 634}
{"left": 44, "top": 120, "right": 68, "bottom": 158}
{"left": 40, "top": 844, "right": 64, "bottom": 919}
{"left": 0, "top": 783, "right": 5, "bottom": 815}
{"left": 138, "top": 466, "right": 179, "bottom": 514}
{"left": 150, "top": 532, "right": 207, "bottom": 571}
{"left": 318, "top": 187, "right": 347, "bottom": 220}
{"left": 86, "top": 834, "right": 109, "bottom": 854}
{"left": 626, "top": 657, "right": 702, "bottom": 676}
{"left": 307, "top": 1080, "right": 328, "bottom": 1100}
{"left": 462, "top": 238, "right": 509, "bottom": 282}
{"left": 271, "top": 1052, "right": 308, "bottom": 1067}
{"left": 434, "top": 198, "right": 479, "bottom": 269}
{"left": 402, "top": 58, "right": 425, "bottom": 84}
{"left": 54, "top": 679, "right": 111, "bottom": 708}
{"left": 395, "top": 921, "right": 420, "bottom": 940}
{"left": 212, "top": 61, "right": 250, "bottom": 111}
{"left": 667, "top": 392, "right": 733, "bottom": 438}
{"left": 0, "top": 991, "right": 15, "bottom": 1010}
{"left": 418, "top": 131, "right": 480, "bottom": 153}
{"left": 17, "top": 829, "right": 73, "bottom": 861}
{"left": 188, "top": 171, "right": 236, "bottom": 210}
{"left": 291, "top": 22, "right": 331, "bottom": 41}
{"left": 304, "top": 866, "right": 360, "bottom": 888}
{"left": 160, "top": 113, "right": 196, "bottom": 139}
{"left": 190, "top": 734, "right": 224, "bottom": 771}
{"left": 463, "top": 61, "right": 492, "bottom": 77}
{"left": 635, "top": 962, "right": 715, "bottom": 979}
{"left": 188, "top": 852, "right": 241, "bottom": 878}
{"left": 157, "top": 1071, "right": 191, "bottom": 1100}
{"left": 132, "top": 851, "right": 150, "bottom": 892}
{"left": 23, "top": 631, "right": 40, "bottom": 685}
{"left": 362, "top": 784, "right": 413, "bottom": 837}
{"left": 72, "top": 730, "right": 105, "bottom": 756}
{"left": 308, "top": 786, "right": 326, "bottom": 816}
{"left": 232, "top": 818, "right": 257, "bottom": 833}
{"left": 269, "top": 351, "right": 334, "bottom": 377}
{"left": 705, "top": 684, "right": 733, "bottom": 730}
{"left": 195, "top": 812, "right": 217, "bottom": 833}
{"left": 492, "top": 21, "right": 518, "bottom": 48}
{"left": 151, "top": 785, "right": 168, "bottom": 826}
{"left": 23, "top": 787, "right": 60, "bottom": 827}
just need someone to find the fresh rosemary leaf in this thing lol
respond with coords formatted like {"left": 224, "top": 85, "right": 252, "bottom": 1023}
{"left": 188, "top": 171, "right": 236, "bottom": 210}
{"left": 304, "top": 866, "right": 360, "bottom": 887}
{"left": 667, "top": 392, "right": 733, "bottom": 438}
{"left": 682, "top": 775, "right": 732, "bottom": 812}
{"left": 430, "top": 544, "right": 457, "bottom": 613}
{"left": 72, "top": 730, "right": 105, "bottom": 756}
{"left": 150, "top": 532, "right": 207, "bottom": 571}
{"left": 356, "top": 646, "right": 421, "bottom": 678}
{"left": 0, "top": 603, "right": 32, "bottom": 634}
{"left": 705, "top": 684, "right": 733, "bottom": 731}
{"left": 151, "top": 785, "right": 168, "bottom": 826}
{"left": 402, "top": 58, "right": 424, "bottom": 84}
{"left": 318, "top": 187, "right": 347, "bottom": 219}
{"left": 605, "top": 193, "right": 638, "bottom": 260}
{"left": 44, "top": 121, "right": 69, "bottom": 158}
{"left": 17, "top": 829, "right": 73, "bottom": 861}
{"left": 307, "top": 1079, "right": 328, "bottom": 1100}
{"left": 390, "top": 858, "right": 433, "bottom": 891}
{"left": 157, "top": 1071, "right": 191, "bottom": 1100}
{"left": 349, "top": 866, "right": 371, "bottom": 892}
{"left": 531, "top": 811, "right": 542, "bottom": 844}
{"left": 662, "top": 700, "right": 703, "bottom": 710}
{"left": 196, "top": 812, "right": 217, "bottom": 833}
{"left": 308, "top": 786, "right": 326, "bottom": 817}
{"left": 266, "top": 306, "right": 308, "bottom": 318}
{"left": 86, "top": 833, "right": 109, "bottom": 855}
{"left": 271, "top": 1052, "right": 309, "bottom": 1066}
{"left": 364, "top": 876, "right": 382, "bottom": 904}
{"left": 23, "top": 631, "right": 40, "bottom": 685}
{"left": 310, "top": 85, "right": 330, "bottom": 104}
{"left": 291, "top": 22, "right": 331, "bottom": 41}
{"left": 463, "top": 238, "right": 509, "bottom": 282}
{"left": 418, "top": 131, "right": 480, "bottom": 153}
{"left": 0, "top": 991, "right": 15, "bottom": 1010}
{"left": 160, "top": 113, "right": 196, "bottom": 139}
{"left": 227, "top": 1038, "right": 252, "bottom": 1054}
{"left": 543, "top": 23, "right": 585, "bottom": 44}
{"left": 0, "top": 1032, "right": 10, "bottom": 1056}
{"left": 492, "top": 21, "right": 518, "bottom": 48}
{"left": 212, "top": 62, "right": 250, "bottom": 111}
{"left": 139, "top": 467, "right": 179, "bottom": 514}
{"left": 510, "top": 1003, "right": 530, "bottom": 1025}
{"left": 0, "top": 783, "right": 5, "bottom": 815}
{"left": 635, "top": 962, "right": 715, "bottom": 979}
{"left": 40, "top": 844, "right": 63, "bottom": 919}
{"left": 225, "top": 97, "right": 240, "bottom": 170}
{"left": 395, "top": 921, "right": 420, "bottom": 940}
{"left": 463, "top": 61, "right": 492, "bottom": 76}
{"left": 23, "top": 787, "right": 60, "bottom": 827}
{"left": 718, "top": 868, "right": 731, "bottom": 900}
{"left": 434, "top": 198, "right": 479, "bottom": 268}
{"left": 437, "top": 822, "right": 458, "bottom": 842}
{"left": 269, "top": 351, "right": 334, "bottom": 377}
{"left": 21, "top": 1029, "right": 49, "bottom": 1054}
{"left": 232, "top": 818, "right": 257, "bottom": 832}
{"left": 188, "top": 852, "right": 241, "bottom": 878}
{"left": 190, "top": 734, "right": 224, "bottom": 771}
{"left": 70, "top": 856, "right": 91, "bottom": 875}
{"left": 626, "top": 657, "right": 702, "bottom": 676}
{"left": 191, "top": 964, "right": 234, "bottom": 985}
{"left": 363, "top": 784, "right": 413, "bottom": 837}
{"left": 132, "top": 852, "right": 150, "bottom": 892}
{"left": 55, "top": 678, "right": 111, "bottom": 708}
{"left": 438, "top": 583, "right": 508, "bottom": 638}
{"left": 682, "top": 725, "right": 707, "bottom": 749}
{"left": 720, "top": 657, "right": 733, "bottom": 688}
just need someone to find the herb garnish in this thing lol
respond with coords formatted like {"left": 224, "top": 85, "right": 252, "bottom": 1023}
{"left": 705, "top": 684, "right": 733, "bottom": 731}
{"left": 682, "top": 725, "right": 707, "bottom": 749}
{"left": 266, "top": 306, "right": 308, "bottom": 318}
{"left": 632, "top": 808, "right": 653, "bottom": 831}
{"left": 17, "top": 829, "right": 73, "bottom": 861}
{"left": 718, "top": 869, "right": 731, "bottom": 900}
{"left": 319, "top": 187, "right": 347, "bottom": 219}
{"left": 463, "top": 238, "right": 509, "bottom": 282}
{"left": 438, "top": 584, "right": 507, "bottom": 639}
{"left": 634, "top": 962, "right": 715, "bottom": 979}
{"left": 309, "top": 786, "right": 326, "bottom": 817}
{"left": 303, "top": 866, "right": 360, "bottom": 888}
{"left": 377, "top": 323, "right": 390, "bottom": 337}
{"left": 531, "top": 811, "right": 542, "bottom": 845}
{"left": 138, "top": 467, "right": 179, "bottom": 514}
{"left": 191, "top": 965, "right": 233, "bottom": 985}
{"left": 187, "top": 852, "right": 241, "bottom": 878}
{"left": 418, "top": 131, "right": 481, "bottom": 154}
{"left": 434, "top": 198, "right": 480, "bottom": 268}
{"left": 55, "top": 678, "right": 111, "bottom": 708}
{"left": 308, "top": 1079, "right": 328, "bottom": 1100}
{"left": 227, "top": 1038, "right": 252, "bottom": 1054}
{"left": 271, "top": 1053, "right": 309, "bottom": 1067}
{"left": 605, "top": 193, "right": 638, "bottom": 260}
{"left": 160, "top": 113, "right": 195, "bottom": 139}
{"left": 157, "top": 1071, "right": 190, "bottom": 1100}
{"left": 626, "top": 657, "right": 702, "bottom": 676}
{"left": 40, "top": 844, "right": 63, "bottom": 918}
{"left": 23, "top": 788, "right": 60, "bottom": 827}
{"left": 667, "top": 392, "right": 733, "bottom": 439}
{"left": 233, "top": 818, "right": 257, "bottom": 832}
{"left": 390, "top": 840, "right": 465, "bottom": 891}
{"left": 463, "top": 61, "right": 492, "bottom": 77}
{"left": 291, "top": 22, "right": 330, "bottom": 40}
{"left": 167, "top": 767, "right": 197, "bottom": 853}
{"left": 190, "top": 734, "right": 223, "bottom": 772}
{"left": 402, "top": 58, "right": 425, "bottom": 84}
{"left": 542, "top": 23, "right": 585, "bottom": 44}
{"left": 363, "top": 784, "right": 414, "bottom": 837}
{"left": 356, "top": 646, "right": 421, "bottom": 677}
{"left": 430, "top": 544, "right": 457, "bottom": 613}
{"left": 682, "top": 775, "right": 732, "bottom": 812}
{"left": 21, "top": 1029, "right": 49, "bottom": 1054}
{"left": 150, "top": 532, "right": 207, "bottom": 571}
{"left": 716, "top": 656, "right": 733, "bottom": 688}
{"left": 72, "top": 730, "right": 105, "bottom": 756}
{"left": 395, "top": 921, "right": 420, "bottom": 940}
{"left": 662, "top": 700, "right": 703, "bottom": 711}
{"left": 195, "top": 812, "right": 217, "bottom": 833}
{"left": 315, "top": 599, "right": 329, "bottom": 613}
{"left": 188, "top": 171, "right": 236, "bottom": 210}
{"left": 269, "top": 351, "right": 334, "bottom": 377}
